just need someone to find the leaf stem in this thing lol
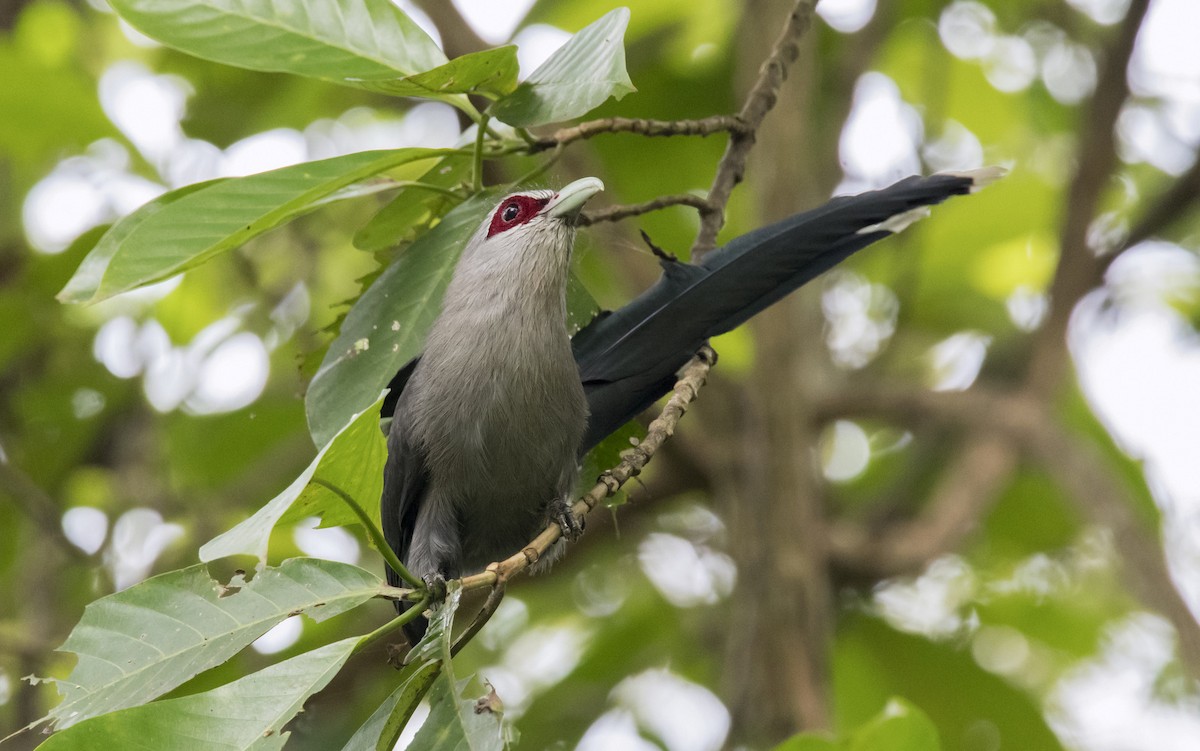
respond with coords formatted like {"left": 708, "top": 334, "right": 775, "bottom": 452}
{"left": 310, "top": 477, "right": 422, "bottom": 588}
{"left": 472, "top": 115, "right": 491, "bottom": 193}
{"left": 353, "top": 597, "right": 429, "bottom": 655}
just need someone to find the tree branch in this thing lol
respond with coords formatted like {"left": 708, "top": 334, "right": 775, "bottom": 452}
{"left": 691, "top": 0, "right": 818, "bottom": 259}
{"left": 815, "top": 382, "right": 1200, "bottom": 677}
{"left": 579, "top": 193, "right": 710, "bottom": 226}
{"left": 1096, "top": 153, "right": 1200, "bottom": 279}
{"left": 408, "top": 0, "right": 489, "bottom": 59}
{"left": 829, "top": 435, "right": 1018, "bottom": 578}
{"left": 532, "top": 116, "right": 747, "bottom": 151}
{"left": 1026, "top": 0, "right": 1151, "bottom": 394}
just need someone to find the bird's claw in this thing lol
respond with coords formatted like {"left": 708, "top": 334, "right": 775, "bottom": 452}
{"left": 549, "top": 497, "right": 585, "bottom": 542}
{"left": 422, "top": 573, "right": 447, "bottom": 603}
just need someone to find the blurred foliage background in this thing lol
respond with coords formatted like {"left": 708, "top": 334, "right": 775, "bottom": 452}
{"left": 2, "top": 0, "right": 1200, "bottom": 749}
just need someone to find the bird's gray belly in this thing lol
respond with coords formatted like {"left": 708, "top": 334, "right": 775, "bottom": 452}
{"left": 413, "top": 359, "right": 586, "bottom": 572}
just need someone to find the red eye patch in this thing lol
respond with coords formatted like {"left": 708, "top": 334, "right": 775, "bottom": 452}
{"left": 487, "top": 195, "right": 549, "bottom": 238}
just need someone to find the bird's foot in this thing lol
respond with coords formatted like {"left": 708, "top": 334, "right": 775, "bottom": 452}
{"left": 422, "top": 573, "right": 447, "bottom": 603}
{"left": 549, "top": 497, "right": 585, "bottom": 542}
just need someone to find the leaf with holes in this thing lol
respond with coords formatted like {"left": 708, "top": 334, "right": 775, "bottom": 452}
{"left": 59, "top": 149, "right": 455, "bottom": 305}
{"left": 490, "top": 8, "right": 635, "bottom": 127}
{"left": 107, "top": 0, "right": 447, "bottom": 91}
{"left": 39, "top": 558, "right": 383, "bottom": 730}
{"left": 38, "top": 637, "right": 359, "bottom": 750}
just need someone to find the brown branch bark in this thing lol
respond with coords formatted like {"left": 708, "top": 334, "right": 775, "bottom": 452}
{"left": 1096, "top": 153, "right": 1200, "bottom": 280}
{"left": 578, "top": 194, "right": 710, "bottom": 226}
{"left": 533, "top": 116, "right": 746, "bottom": 151}
{"left": 691, "top": 0, "right": 818, "bottom": 259}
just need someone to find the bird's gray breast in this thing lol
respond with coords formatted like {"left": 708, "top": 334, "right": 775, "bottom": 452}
{"left": 405, "top": 301, "right": 587, "bottom": 564}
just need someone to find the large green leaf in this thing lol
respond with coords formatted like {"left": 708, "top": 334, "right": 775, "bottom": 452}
{"left": 490, "top": 8, "right": 636, "bottom": 127}
{"left": 340, "top": 587, "right": 459, "bottom": 751}
{"left": 356, "top": 47, "right": 519, "bottom": 100}
{"left": 38, "top": 637, "right": 359, "bottom": 750}
{"left": 407, "top": 586, "right": 507, "bottom": 751}
{"left": 59, "top": 149, "right": 453, "bottom": 304}
{"left": 200, "top": 395, "right": 387, "bottom": 565}
{"left": 43, "top": 559, "right": 383, "bottom": 729}
{"left": 305, "top": 194, "right": 497, "bottom": 447}
{"left": 107, "top": 0, "right": 446, "bottom": 88}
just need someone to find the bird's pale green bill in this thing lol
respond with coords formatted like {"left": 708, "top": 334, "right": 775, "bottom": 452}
{"left": 547, "top": 177, "right": 604, "bottom": 217}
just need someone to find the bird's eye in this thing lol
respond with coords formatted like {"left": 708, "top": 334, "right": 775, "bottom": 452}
{"left": 502, "top": 204, "right": 520, "bottom": 222}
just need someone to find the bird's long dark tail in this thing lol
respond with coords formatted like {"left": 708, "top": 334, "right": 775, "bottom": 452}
{"left": 574, "top": 168, "right": 1003, "bottom": 451}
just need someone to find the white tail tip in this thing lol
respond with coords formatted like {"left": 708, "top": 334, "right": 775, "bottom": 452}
{"left": 942, "top": 165, "right": 1008, "bottom": 192}
{"left": 857, "top": 206, "right": 932, "bottom": 236}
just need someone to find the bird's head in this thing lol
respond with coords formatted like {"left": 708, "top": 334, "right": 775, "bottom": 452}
{"left": 484, "top": 176, "right": 604, "bottom": 236}
{"left": 451, "top": 177, "right": 604, "bottom": 304}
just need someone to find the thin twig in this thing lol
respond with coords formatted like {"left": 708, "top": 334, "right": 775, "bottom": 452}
{"left": 579, "top": 194, "right": 711, "bottom": 226}
{"left": 691, "top": 0, "right": 817, "bottom": 259}
{"left": 532, "top": 116, "right": 747, "bottom": 151}
{"left": 451, "top": 584, "right": 506, "bottom": 656}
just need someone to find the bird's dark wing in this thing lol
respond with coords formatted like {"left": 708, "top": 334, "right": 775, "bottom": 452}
{"left": 574, "top": 172, "right": 985, "bottom": 451}
{"left": 381, "top": 366, "right": 430, "bottom": 604}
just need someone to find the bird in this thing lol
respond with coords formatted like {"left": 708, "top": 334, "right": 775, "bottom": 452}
{"left": 383, "top": 177, "right": 604, "bottom": 642}
{"left": 381, "top": 168, "right": 1002, "bottom": 642}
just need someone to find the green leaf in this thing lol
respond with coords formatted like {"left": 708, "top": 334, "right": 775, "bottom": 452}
{"left": 107, "top": 0, "right": 446, "bottom": 89}
{"left": 306, "top": 194, "right": 497, "bottom": 447}
{"left": 38, "top": 637, "right": 359, "bottom": 750}
{"left": 408, "top": 585, "right": 507, "bottom": 751}
{"left": 848, "top": 699, "right": 941, "bottom": 751}
{"left": 340, "top": 588, "right": 457, "bottom": 751}
{"left": 353, "top": 156, "right": 471, "bottom": 252}
{"left": 59, "top": 149, "right": 453, "bottom": 305}
{"left": 200, "top": 395, "right": 387, "bottom": 565}
{"left": 356, "top": 47, "right": 520, "bottom": 100}
{"left": 340, "top": 661, "right": 441, "bottom": 751}
{"left": 42, "top": 559, "right": 382, "bottom": 729}
{"left": 490, "top": 8, "right": 636, "bottom": 127}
